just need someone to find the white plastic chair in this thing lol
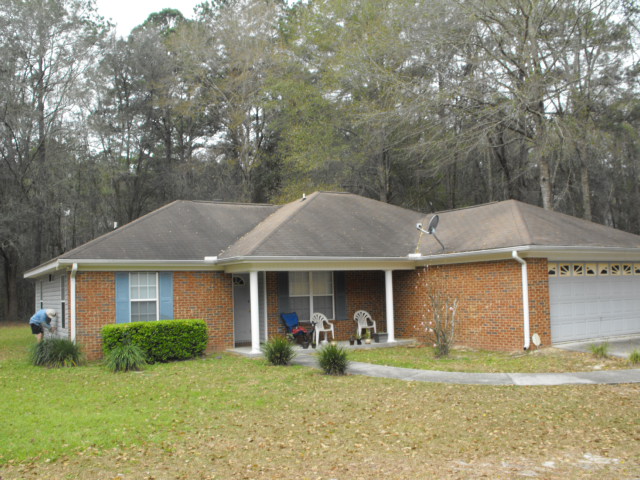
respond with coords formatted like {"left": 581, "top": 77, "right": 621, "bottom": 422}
{"left": 354, "top": 310, "right": 376, "bottom": 338}
{"left": 311, "top": 312, "right": 334, "bottom": 345}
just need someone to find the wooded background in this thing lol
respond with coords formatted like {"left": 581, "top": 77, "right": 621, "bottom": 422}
{"left": 1, "top": 0, "right": 639, "bottom": 321}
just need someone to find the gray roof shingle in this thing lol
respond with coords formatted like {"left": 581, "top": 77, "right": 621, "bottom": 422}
{"left": 63, "top": 200, "right": 278, "bottom": 260}
{"left": 417, "top": 199, "right": 640, "bottom": 255}
{"left": 49, "top": 193, "right": 640, "bottom": 266}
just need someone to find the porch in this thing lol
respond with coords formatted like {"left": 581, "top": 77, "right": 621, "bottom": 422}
{"left": 229, "top": 337, "right": 416, "bottom": 358}
{"left": 232, "top": 270, "right": 403, "bottom": 354}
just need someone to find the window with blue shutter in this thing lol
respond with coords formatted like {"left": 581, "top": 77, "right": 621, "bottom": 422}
{"left": 115, "top": 272, "right": 174, "bottom": 323}
{"left": 115, "top": 272, "right": 131, "bottom": 323}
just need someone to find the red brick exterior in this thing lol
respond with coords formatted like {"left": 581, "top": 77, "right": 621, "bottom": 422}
{"left": 394, "top": 259, "right": 551, "bottom": 351}
{"left": 174, "top": 271, "right": 234, "bottom": 353}
{"left": 75, "top": 271, "right": 235, "bottom": 361}
{"left": 75, "top": 272, "right": 116, "bottom": 361}
{"left": 73, "top": 260, "right": 552, "bottom": 359}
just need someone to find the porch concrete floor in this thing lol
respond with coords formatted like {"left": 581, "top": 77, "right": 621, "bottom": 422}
{"left": 228, "top": 338, "right": 416, "bottom": 358}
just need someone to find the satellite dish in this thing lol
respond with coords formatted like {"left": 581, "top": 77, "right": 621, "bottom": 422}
{"left": 416, "top": 214, "right": 445, "bottom": 250}
{"left": 531, "top": 333, "right": 541, "bottom": 347}
{"left": 427, "top": 214, "right": 439, "bottom": 234}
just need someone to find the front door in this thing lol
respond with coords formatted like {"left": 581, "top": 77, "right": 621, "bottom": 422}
{"left": 233, "top": 274, "right": 251, "bottom": 344}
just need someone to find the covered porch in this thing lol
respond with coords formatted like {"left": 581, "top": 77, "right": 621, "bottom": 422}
{"left": 229, "top": 267, "right": 407, "bottom": 354}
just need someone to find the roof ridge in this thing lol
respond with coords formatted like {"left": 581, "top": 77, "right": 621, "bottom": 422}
{"left": 509, "top": 200, "right": 534, "bottom": 245}
{"left": 220, "top": 192, "right": 321, "bottom": 257}
{"left": 62, "top": 200, "right": 182, "bottom": 258}
{"left": 188, "top": 199, "right": 274, "bottom": 207}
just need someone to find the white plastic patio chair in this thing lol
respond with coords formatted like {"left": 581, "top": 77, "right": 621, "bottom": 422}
{"left": 311, "top": 312, "right": 334, "bottom": 345}
{"left": 354, "top": 310, "right": 376, "bottom": 338}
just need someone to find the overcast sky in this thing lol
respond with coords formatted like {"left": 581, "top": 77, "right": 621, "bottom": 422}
{"left": 95, "top": 0, "right": 203, "bottom": 37}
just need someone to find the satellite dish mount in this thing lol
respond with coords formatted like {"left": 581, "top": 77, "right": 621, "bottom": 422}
{"left": 416, "top": 215, "right": 445, "bottom": 250}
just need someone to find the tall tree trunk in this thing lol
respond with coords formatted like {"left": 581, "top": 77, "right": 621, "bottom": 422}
{"left": 581, "top": 167, "right": 592, "bottom": 221}
{"left": 539, "top": 157, "right": 553, "bottom": 210}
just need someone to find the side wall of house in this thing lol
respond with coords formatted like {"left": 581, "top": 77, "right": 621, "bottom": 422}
{"left": 394, "top": 259, "right": 551, "bottom": 351}
{"left": 174, "top": 271, "right": 234, "bottom": 352}
{"left": 33, "top": 272, "right": 70, "bottom": 340}
{"left": 75, "top": 270, "right": 234, "bottom": 361}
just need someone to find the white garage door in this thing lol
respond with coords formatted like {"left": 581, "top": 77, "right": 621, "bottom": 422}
{"left": 549, "top": 262, "right": 640, "bottom": 343}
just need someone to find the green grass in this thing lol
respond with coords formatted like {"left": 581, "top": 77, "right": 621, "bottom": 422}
{"left": 348, "top": 344, "right": 630, "bottom": 373}
{"left": 589, "top": 341, "right": 610, "bottom": 359}
{"left": 1, "top": 324, "right": 639, "bottom": 479}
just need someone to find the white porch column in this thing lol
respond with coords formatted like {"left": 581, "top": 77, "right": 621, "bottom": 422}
{"left": 249, "top": 271, "right": 260, "bottom": 354}
{"left": 385, "top": 270, "right": 396, "bottom": 343}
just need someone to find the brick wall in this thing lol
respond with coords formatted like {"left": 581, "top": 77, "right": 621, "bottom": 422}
{"left": 174, "top": 271, "right": 234, "bottom": 353}
{"left": 75, "top": 272, "right": 116, "bottom": 361}
{"left": 75, "top": 271, "right": 234, "bottom": 361}
{"left": 394, "top": 259, "right": 551, "bottom": 352}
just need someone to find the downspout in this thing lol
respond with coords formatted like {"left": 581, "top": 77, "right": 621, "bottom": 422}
{"left": 511, "top": 251, "right": 530, "bottom": 350}
{"left": 70, "top": 263, "right": 78, "bottom": 343}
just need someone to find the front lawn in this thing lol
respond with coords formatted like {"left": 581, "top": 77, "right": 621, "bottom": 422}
{"left": 1, "top": 324, "right": 639, "bottom": 479}
{"left": 348, "top": 344, "right": 631, "bottom": 373}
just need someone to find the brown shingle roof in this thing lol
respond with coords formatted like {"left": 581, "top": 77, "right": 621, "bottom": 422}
{"left": 219, "top": 191, "right": 424, "bottom": 259}
{"left": 63, "top": 200, "right": 278, "bottom": 260}
{"left": 46, "top": 194, "right": 640, "bottom": 266}
{"left": 417, "top": 199, "right": 640, "bottom": 255}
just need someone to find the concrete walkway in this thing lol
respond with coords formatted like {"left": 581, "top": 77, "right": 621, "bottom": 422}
{"left": 291, "top": 351, "right": 640, "bottom": 386}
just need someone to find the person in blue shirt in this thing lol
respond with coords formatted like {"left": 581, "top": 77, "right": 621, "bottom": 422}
{"left": 29, "top": 309, "right": 57, "bottom": 342}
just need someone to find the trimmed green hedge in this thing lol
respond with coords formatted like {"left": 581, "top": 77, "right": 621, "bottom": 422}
{"left": 102, "top": 319, "right": 208, "bottom": 363}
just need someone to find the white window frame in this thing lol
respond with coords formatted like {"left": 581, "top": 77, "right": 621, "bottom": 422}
{"left": 60, "top": 276, "right": 66, "bottom": 329}
{"left": 289, "top": 272, "right": 335, "bottom": 320}
{"left": 130, "top": 272, "right": 159, "bottom": 322}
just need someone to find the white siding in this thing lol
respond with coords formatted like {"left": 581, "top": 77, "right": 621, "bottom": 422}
{"left": 35, "top": 273, "right": 69, "bottom": 340}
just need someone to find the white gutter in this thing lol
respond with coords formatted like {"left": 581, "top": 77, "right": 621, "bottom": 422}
{"left": 70, "top": 263, "right": 78, "bottom": 343}
{"left": 511, "top": 251, "right": 530, "bottom": 350}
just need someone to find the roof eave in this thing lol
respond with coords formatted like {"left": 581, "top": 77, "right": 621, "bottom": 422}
{"left": 411, "top": 245, "right": 640, "bottom": 265}
{"left": 24, "top": 259, "right": 225, "bottom": 278}
{"left": 216, "top": 255, "right": 418, "bottom": 272}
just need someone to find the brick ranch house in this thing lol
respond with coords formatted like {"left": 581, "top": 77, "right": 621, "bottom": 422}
{"left": 25, "top": 191, "right": 640, "bottom": 360}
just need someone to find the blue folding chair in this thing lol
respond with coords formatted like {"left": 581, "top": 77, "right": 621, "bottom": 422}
{"left": 280, "top": 312, "right": 313, "bottom": 344}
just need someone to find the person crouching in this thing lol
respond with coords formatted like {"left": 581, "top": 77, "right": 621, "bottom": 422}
{"left": 29, "top": 309, "right": 57, "bottom": 342}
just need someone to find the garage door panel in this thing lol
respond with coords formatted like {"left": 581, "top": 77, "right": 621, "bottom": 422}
{"left": 550, "top": 263, "right": 640, "bottom": 343}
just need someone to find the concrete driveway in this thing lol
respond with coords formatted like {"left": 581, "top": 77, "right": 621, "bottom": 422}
{"left": 556, "top": 335, "right": 640, "bottom": 359}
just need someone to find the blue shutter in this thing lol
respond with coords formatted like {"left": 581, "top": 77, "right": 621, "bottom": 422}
{"left": 334, "top": 271, "right": 347, "bottom": 320}
{"left": 278, "top": 272, "right": 290, "bottom": 313}
{"left": 115, "top": 273, "right": 130, "bottom": 323}
{"left": 158, "top": 272, "right": 174, "bottom": 320}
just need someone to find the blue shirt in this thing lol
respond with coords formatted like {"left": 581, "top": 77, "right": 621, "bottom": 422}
{"left": 30, "top": 309, "right": 52, "bottom": 330}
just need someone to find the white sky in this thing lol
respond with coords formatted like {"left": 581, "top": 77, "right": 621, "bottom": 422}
{"left": 95, "top": 0, "right": 204, "bottom": 37}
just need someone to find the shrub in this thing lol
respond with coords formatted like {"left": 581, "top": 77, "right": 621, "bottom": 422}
{"left": 262, "top": 335, "right": 296, "bottom": 366}
{"left": 104, "top": 342, "right": 147, "bottom": 372}
{"left": 629, "top": 349, "right": 640, "bottom": 366}
{"left": 589, "top": 342, "right": 610, "bottom": 359}
{"left": 318, "top": 343, "right": 349, "bottom": 375}
{"left": 30, "top": 339, "right": 84, "bottom": 368}
{"left": 102, "top": 319, "right": 208, "bottom": 363}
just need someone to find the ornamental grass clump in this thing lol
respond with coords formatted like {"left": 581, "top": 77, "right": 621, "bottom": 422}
{"left": 29, "top": 339, "right": 84, "bottom": 368}
{"left": 589, "top": 342, "right": 610, "bottom": 359}
{"left": 263, "top": 335, "right": 296, "bottom": 366}
{"left": 629, "top": 349, "right": 640, "bottom": 366}
{"left": 104, "top": 342, "right": 148, "bottom": 372}
{"left": 318, "top": 343, "right": 349, "bottom": 375}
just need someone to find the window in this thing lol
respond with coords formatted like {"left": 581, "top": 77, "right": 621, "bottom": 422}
{"left": 130, "top": 272, "right": 158, "bottom": 322}
{"left": 548, "top": 263, "right": 557, "bottom": 276}
{"left": 288, "top": 272, "right": 334, "bottom": 321}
